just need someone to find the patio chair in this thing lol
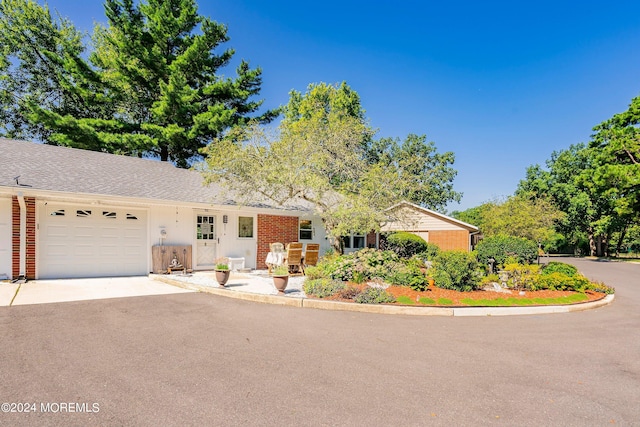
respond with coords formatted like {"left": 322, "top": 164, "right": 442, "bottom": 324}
{"left": 286, "top": 242, "right": 303, "bottom": 250}
{"left": 285, "top": 244, "right": 304, "bottom": 275}
{"left": 303, "top": 243, "right": 320, "bottom": 272}
{"left": 266, "top": 242, "right": 285, "bottom": 273}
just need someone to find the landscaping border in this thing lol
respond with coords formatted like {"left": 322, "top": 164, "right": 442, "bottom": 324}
{"left": 152, "top": 274, "right": 614, "bottom": 317}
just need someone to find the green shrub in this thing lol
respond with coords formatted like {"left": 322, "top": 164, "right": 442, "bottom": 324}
{"left": 354, "top": 286, "right": 396, "bottom": 304}
{"left": 431, "top": 250, "right": 480, "bottom": 292}
{"left": 503, "top": 263, "right": 541, "bottom": 291}
{"left": 325, "top": 248, "right": 399, "bottom": 282}
{"left": 303, "top": 265, "right": 323, "bottom": 280}
{"left": 534, "top": 272, "right": 589, "bottom": 292}
{"left": 475, "top": 234, "right": 538, "bottom": 267}
{"left": 542, "top": 262, "right": 578, "bottom": 277}
{"left": 384, "top": 261, "right": 428, "bottom": 291}
{"left": 303, "top": 278, "right": 345, "bottom": 298}
{"left": 585, "top": 281, "right": 615, "bottom": 295}
{"left": 384, "top": 232, "right": 429, "bottom": 258}
{"left": 416, "top": 243, "right": 440, "bottom": 261}
{"left": 481, "top": 273, "right": 500, "bottom": 285}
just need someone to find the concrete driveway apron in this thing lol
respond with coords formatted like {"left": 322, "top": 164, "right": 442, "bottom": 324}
{"left": 2, "top": 276, "right": 193, "bottom": 306}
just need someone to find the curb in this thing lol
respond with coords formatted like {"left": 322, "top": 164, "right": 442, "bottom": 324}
{"left": 151, "top": 275, "right": 615, "bottom": 317}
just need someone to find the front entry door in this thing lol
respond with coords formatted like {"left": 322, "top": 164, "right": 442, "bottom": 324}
{"left": 196, "top": 214, "right": 217, "bottom": 269}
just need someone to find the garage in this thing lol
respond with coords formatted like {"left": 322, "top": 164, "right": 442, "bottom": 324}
{"left": 38, "top": 204, "right": 148, "bottom": 279}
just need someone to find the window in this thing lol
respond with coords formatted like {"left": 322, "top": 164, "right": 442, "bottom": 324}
{"left": 238, "top": 216, "right": 253, "bottom": 238}
{"left": 299, "top": 219, "right": 312, "bottom": 240}
{"left": 353, "top": 233, "right": 365, "bottom": 249}
{"left": 197, "top": 215, "right": 215, "bottom": 240}
{"left": 103, "top": 211, "right": 117, "bottom": 219}
{"left": 126, "top": 213, "right": 138, "bottom": 220}
{"left": 50, "top": 209, "right": 65, "bottom": 216}
{"left": 76, "top": 210, "right": 92, "bottom": 218}
{"left": 341, "top": 233, "right": 365, "bottom": 250}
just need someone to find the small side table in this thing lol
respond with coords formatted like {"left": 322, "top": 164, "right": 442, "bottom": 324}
{"left": 227, "top": 257, "right": 245, "bottom": 271}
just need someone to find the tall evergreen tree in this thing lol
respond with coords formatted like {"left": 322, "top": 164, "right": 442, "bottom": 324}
{"left": 1, "top": 0, "right": 275, "bottom": 167}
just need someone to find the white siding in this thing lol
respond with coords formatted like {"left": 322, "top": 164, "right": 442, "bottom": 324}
{"left": 381, "top": 206, "right": 467, "bottom": 232}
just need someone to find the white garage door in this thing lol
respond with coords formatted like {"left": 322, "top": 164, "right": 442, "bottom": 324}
{"left": 39, "top": 205, "right": 147, "bottom": 279}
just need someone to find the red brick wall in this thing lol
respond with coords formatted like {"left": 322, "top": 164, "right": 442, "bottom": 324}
{"left": 257, "top": 214, "right": 299, "bottom": 269}
{"left": 12, "top": 196, "right": 36, "bottom": 279}
{"left": 428, "top": 230, "right": 470, "bottom": 252}
{"left": 366, "top": 232, "right": 377, "bottom": 248}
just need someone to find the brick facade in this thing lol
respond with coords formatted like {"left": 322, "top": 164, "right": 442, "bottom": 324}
{"left": 257, "top": 214, "right": 299, "bottom": 269}
{"left": 12, "top": 196, "right": 36, "bottom": 279}
{"left": 428, "top": 230, "right": 469, "bottom": 252}
{"left": 366, "top": 232, "right": 377, "bottom": 248}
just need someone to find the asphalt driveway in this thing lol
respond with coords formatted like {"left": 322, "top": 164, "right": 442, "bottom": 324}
{"left": 0, "top": 257, "right": 638, "bottom": 426}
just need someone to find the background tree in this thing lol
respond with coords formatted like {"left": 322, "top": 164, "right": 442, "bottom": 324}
{"left": 589, "top": 95, "right": 640, "bottom": 254}
{"left": 203, "top": 82, "right": 462, "bottom": 251}
{"left": 0, "top": 0, "right": 275, "bottom": 167}
{"left": 0, "top": 0, "right": 110, "bottom": 142}
{"left": 365, "top": 134, "right": 461, "bottom": 211}
{"left": 452, "top": 196, "right": 563, "bottom": 250}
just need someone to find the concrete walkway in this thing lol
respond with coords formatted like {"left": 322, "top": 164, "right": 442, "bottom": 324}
{"left": 1, "top": 276, "right": 193, "bottom": 306}
{"left": 154, "top": 270, "right": 614, "bottom": 316}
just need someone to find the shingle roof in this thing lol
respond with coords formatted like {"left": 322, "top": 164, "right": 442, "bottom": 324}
{"left": 0, "top": 138, "right": 302, "bottom": 210}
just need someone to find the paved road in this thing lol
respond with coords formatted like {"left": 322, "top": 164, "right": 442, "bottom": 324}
{"left": 0, "top": 258, "right": 638, "bottom": 426}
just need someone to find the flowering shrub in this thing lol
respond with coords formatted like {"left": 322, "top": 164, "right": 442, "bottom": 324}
{"left": 320, "top": 248, "right": 400, "bottom": 282}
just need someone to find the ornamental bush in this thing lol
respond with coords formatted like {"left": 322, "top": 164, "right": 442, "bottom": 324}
{"left": 542, "top": 262, "right": 578, "bottom": 277}
{"left": 503, "top": 263, "right": 541, "bottom": 291}
{"left": 417, "top": 242, "right": 441, "bottom": 261}
{"left": 384, "top": 232, "right": 429, "bottom": 258}
{"left": 384, "top": 261, "right": 428, "bottom": 291}
{"left": 431, "top": 250, "right": 480, "bottom": 292}
{"left": 475, "top": 234, "right": 538, "bottom": 267}
{"left": 303, "top": 278, "right": 345, "bottom": 298}
{"left": 354, "top": 286, "right": 396, "bottom": 304}
{"left": 534, "top": 272, "right": 589, "bottom": 292}
{"left": 320, "top": 248, "right": 400, "bottom": 282}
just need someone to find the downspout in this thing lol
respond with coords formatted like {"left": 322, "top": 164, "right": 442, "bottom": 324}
{"left": 17, "top": 192, "right": 26, "bottom": 279}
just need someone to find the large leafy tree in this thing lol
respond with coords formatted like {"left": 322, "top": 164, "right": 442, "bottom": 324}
{"left": 452, "top": 196, "right": 563, "bottom": 250}
{"left": 203, "top": 82, "right": 461, "bottom": 251}
{"left": 0, "top": 0, "right": 275, "bottom": 167}
{"left": 590, "top": 95, "right": 640, "bottom": 253}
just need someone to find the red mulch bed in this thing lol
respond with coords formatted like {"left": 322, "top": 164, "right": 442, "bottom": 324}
{"left": 319, "top": 283, "right": 606, "bottom": 307}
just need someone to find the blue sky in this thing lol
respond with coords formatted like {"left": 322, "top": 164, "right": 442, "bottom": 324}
{"left": 45, "top": 0, "right": 640, "bottom": 212}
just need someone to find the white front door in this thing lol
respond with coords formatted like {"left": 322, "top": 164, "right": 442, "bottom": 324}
{"left": 195, "top": 214, "right": 217, "bottom": 269}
